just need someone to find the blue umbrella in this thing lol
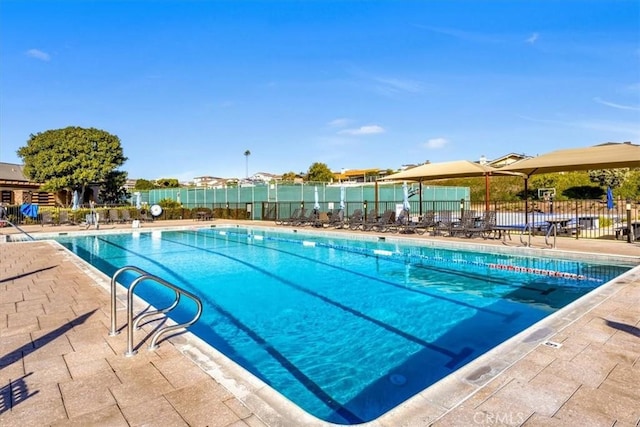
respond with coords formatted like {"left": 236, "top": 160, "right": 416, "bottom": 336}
{"left": 402, "top": 182, "right": 411, "bottom": 211}
{"left": 606, "top": 187, "right": 614, "bottom": 209}
{"left": 72, "top": 190, "right": 79, "bottom": 211}
{"left": 314, "top": 186, "right": 320, "bottom": 211}
{"left": 20, "top": 203, "right": 39, "bottom": 218}
{"left": 340, "top": 185, "right": 345, "bottom": 210}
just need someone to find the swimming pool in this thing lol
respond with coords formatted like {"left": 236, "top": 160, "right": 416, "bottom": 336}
{"left": 54, "top": 226, "right": 631, "bottom": 424}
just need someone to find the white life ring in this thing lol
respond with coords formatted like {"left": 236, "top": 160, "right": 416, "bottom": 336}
{"left": 150, "top": 204, "right": 163, "bottom": 217}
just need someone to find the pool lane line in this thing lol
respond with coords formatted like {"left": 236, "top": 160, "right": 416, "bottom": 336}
{"left": 93, "top": 235, "right": 363, "bottom": 424}
{"left": 195, "top": 230, "right": 525, "bottom": 323}
{"left": 164, "top": 231, "right": 476, "bottom": 368}
{"left": 221, "top": 229, "right": 604, "bottom": 283}
{"left": 218, "top": 229, "right": 584, "bottom": 293}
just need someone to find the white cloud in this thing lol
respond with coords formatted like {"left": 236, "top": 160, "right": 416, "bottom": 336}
{"left": 525, "top": 32, "right": 539, "bottom": 44}
{"left": 25, "top": 48, "right": 51, "bottom": 61}
{"left": 328, "top": 118, "right": 352, "bottom": 128}
{"left": 593, "top": 97, "right": 640, "bottom": 111}
{"left": 424, "top": 137, "right": 448, "bottom": 149}
{"left": 338, "top": 125, "right": 385, "bottom": 135}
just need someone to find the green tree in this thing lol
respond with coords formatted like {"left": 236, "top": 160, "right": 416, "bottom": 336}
{"left": 134, "top": 179, "right": 156, "bottom": 190}
{"left": 17, "top": 126, "right": 127, "bottom": 202}
{"left": 306, "top": 162, "right": 334, "bottom": 183}
{"left": 99, "top": 170, "right": 129, "bottom": 204}
{"left": 155, "top": 178, "right": 180, "bottom": 188}
{"left": 281, "top": 171, "right": 297, "bottom": 182}
{"left": 588, "top": 169, "right": 629, "bottom": 189}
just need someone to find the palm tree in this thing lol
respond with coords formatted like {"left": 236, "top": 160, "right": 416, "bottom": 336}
{"left": 244, "top": 149, "right": 251, "bottom": 178}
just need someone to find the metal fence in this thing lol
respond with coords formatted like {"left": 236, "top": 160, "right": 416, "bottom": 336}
{"left": 3, "top": 182, "right": 639, "bottom": 241}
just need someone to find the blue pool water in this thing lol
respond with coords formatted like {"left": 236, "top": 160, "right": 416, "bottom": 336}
{"left": 55, "top": 227, "right": 630, "bottom": 424}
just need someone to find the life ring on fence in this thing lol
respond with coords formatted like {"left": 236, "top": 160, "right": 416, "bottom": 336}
{"left": 150, "top": 204, "right": 163, "bottom": 217}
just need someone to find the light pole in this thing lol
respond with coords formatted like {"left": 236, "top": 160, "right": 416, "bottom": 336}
{"left": 244, "top": 149, "right": 251, "bottom": 179}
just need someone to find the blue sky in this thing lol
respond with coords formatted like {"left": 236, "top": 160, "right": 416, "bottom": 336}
{"left": 1, "top": 1, "right": 639, "bottom": 182}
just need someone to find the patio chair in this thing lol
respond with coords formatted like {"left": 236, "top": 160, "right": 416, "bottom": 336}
{"left": 280, "top": 208, "right": 303, "bottom": 226}
{"left": 120, "top": 209, "right": 132, "bottom": 223}
{"left": 401, "top": 211, "right": 436, "bottom": 235}
{"left": 41, "top": 211, "right": 54, "bottom": 226}
{"left": 347, "top": 209, "right": 364, "bottom": 230}
{"left": 292, "top": 208, "right": 314, "bottom": 226}
{"left": 327, "top": 209, "right": 345, "bottom": 228}
{"left": 360, "top": 209, "right": 380, "bottom": 231}
{"left": 58, "top": 210, "right": 71, "bottom": 225}
{"left": 463, "top": 211, "right": 496, "bottom": 238}
{"left": 277, "top": 208, "right": 298, "bottom": 225}
{"left": 363, "top": 209, "right": 395, "bottom": 232}
{"left": 108, "top": 209, "right": 120, "bottom": 224}
{"left": 433, "top": 211, "right": 457, "bottom": 236}
{"left": 312, "top": 211, "right": 330, "bottom": 228}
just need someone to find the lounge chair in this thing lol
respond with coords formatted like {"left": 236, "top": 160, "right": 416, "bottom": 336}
{"left": 363, "top": 209, "right": 395, "bottom": 232}
{"left": 463, "top": 211, "right": 497, "bottom": 239}
{"left": 293, "top": 208, "right": 317, "bottom": 226}
{"left": 312, "top": 211, "right": 330, "bottom": 228}
{"left": 108, "top": 209, "right": 120, "bottom": 224}
{"left": 120, "top": 209, "right": 132, "bottom": 223}
{"left": 401, "top": 211, "right": 436, "bottom": 235}
{"left": 277, "top": 208, "right": 300, "bottom": 225}
{"left": 58, "top": 210, "right": 71, "bottom": 225}
{"left": 433, "top": 211, "right": 457, "bottom": 236}
{"left": 360, "top": 209, "right": 380, "bottom": 231}
{"left": 41, "top": 211, "right": 54, "bottom": 226}
{"left": 347, "top": 209, "right": 364, "bottom": 230}
{"left": 327, "top": 209, "right": 345, "bottom": 228}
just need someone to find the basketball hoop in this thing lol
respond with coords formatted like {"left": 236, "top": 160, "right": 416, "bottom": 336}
{"left": 537, "top": 188, "right": 556, "bottom": 201}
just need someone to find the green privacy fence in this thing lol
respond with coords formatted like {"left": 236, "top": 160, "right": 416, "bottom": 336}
{"left": 141, "top": 182, "right": 470, "bottom": 220}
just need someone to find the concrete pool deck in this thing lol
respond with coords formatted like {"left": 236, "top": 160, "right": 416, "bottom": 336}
{"left": 1, "top": 219, "right": 639, "bottom": 426}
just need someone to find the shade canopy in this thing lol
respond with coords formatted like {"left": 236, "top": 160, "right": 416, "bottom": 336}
{"left": 499, "top": 142, "right": 640, "bottom": 177}
{"left": 380, "top": 160, "right": 519, "bottom": 182}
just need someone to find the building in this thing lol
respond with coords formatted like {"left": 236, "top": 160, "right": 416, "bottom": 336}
{"left": 192, "top": 176, "right": 224, "bottom": 188}
{"left": 0, "top": 162, "right": 54, "bottom": 206}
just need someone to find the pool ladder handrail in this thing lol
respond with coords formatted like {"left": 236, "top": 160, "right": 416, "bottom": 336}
{"left": 109, "top": 266, "right": 203, "bottom": 357}
{"left": 544, "top": 223, "right": 557, "bottom": 248}
{"left": 0, "top": 219, "right": 35, "bottom": 241}
{"left": 519, "top": 223, "right": 533, "bottom": 247}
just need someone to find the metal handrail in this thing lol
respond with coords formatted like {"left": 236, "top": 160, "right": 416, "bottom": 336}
{"left": 545, "top": 223, "right": 557, "bottom": 248}
{"left": 110, "top": 266, "right": 148, "bottom": 336}
{"left": 0, "top": 219, "right": 35, "bottom": 241}
{"left": 109, "top": 266, "right": 202, "bottom": 356}
{"left": 519, "top": 223, "right": 532, "bottom": 247}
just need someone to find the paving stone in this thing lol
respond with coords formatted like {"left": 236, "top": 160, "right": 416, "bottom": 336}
{"left": 165, "top": 380, "right": 240, "bottom": 426}
{"left": 0, "top": 381, "right": 67, "bottom": 426}
{"left": 110, "top": 362, "right": 177, "bottom": 409}
{"left": 51, "top": 404, "right": 129, "bottom": 427}
{"left": 23, "top": 354, "right": 71, "bottom": 386}
{"left": 59, "top": 372, "right": 121, "bottom": 419}
{"left": 120, "top": 395, "right": 189, "bottom": 427}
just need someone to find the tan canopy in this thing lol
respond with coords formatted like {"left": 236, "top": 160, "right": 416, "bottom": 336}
{"left": 499, "top": 142, "right": 640, "bottom": 177}
{"left": 380, "top": 160, "right": 519, "bottom": 181}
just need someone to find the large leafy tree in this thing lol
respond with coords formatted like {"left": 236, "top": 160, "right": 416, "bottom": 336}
{"left": 588, "top": 168, "right": 629, "bottom": 189}
{"left": 134, "top": 179, "right": 157, "bottom": 190}
{"left": 17, "top": 126, "right": 127, "bottom": 202}
{"left": 99, "top": 170, "right": 129, "bottom": 204}
{"left": 281, "top": 171, "right": 298, "bottom": 182}
{"left": 156, "top": 178, "right": 180, "bottom": 188}
{"left": 306, "top": 162, "right": 334, "bottom": 183}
